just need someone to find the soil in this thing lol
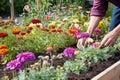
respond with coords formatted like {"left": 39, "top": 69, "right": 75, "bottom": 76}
{"left": 0, "top": 49, "right": 120, "bottom": 80}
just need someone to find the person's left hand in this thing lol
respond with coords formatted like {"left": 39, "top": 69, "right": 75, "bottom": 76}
{"left": 99, "top": 31, "right": 119, "bottom": 48}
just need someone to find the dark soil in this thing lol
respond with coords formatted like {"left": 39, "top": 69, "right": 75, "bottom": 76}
{"left": 0, "top": 49, "right": 120, "bottom": 80}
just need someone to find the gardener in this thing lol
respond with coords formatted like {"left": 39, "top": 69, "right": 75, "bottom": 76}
{"left": 77, "top": 0, "right": 120, "bottom": 48}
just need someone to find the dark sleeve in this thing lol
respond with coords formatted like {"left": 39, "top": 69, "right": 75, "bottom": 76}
{"left": 90, "top": 0, "right": 108, "bottom": 17}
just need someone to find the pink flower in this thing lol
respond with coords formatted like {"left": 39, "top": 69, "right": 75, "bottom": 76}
{"left": 16, "top": 51, "right": 36, "bottom": 62}
{"left": 63, "top": 47, "right": 76, "bottom": 57}
{"left": 24, "top": 5, "right": 30, "bottom": 12}
{"left": 6, "top": 59, "right": 23, "bottom": 70}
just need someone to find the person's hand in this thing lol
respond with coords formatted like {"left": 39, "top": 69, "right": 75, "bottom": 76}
{"left": 99, "top": 31, "right": 119, "bottom": 48}
{"left": 77, "top": 38, "right": 87, "bottom": 49}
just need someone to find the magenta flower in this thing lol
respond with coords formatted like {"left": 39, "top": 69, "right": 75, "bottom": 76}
{"left": 76, "top": 32, "right": 90, "bottom": 39}
{"left": 6, "top": 59, "right": 23, "bottom": 70}
{"left": 94, "top": 29, "right": 102, "bottom": 35}
{"left": 16, "top": 52, "right": 36, "bottom": 62}
{"left": 0, "top": 54, "right": 2, "bottom": 60}
{"left": 63, "top": 47, "right": 76, "bottom": 57}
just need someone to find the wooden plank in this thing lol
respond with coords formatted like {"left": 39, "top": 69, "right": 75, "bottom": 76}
{"left": 91, "top": 60, "right": 120, "bottom": 80}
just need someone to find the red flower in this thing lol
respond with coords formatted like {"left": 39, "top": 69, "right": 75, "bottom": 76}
{"left": 31, "top": 19, "right": 41, "bottom": 24}
{"left": 57, "top": 28, "right": 63, "bottom": 33}
{"left": 19, "top": 31, "right": 26, "bottom": 35}
{"left": 0, "top": 32, "right": 8, "bottom": 38}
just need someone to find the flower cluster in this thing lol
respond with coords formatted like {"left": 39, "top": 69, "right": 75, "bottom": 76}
{"left": 63, "top": 47, "right": 76, "bottom": 57}
{"left": 0, "top": 32, "right": 8, "bottom": 38}
{"left": 6, "top": 51, "right": 36, "bottom": 70}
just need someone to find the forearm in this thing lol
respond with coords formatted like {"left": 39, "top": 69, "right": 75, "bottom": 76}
{"left": 87, "top": 16, "right": 102, "bottom": 35}
{"left": 112, "top": 24, "right": 120, "bottom": 36}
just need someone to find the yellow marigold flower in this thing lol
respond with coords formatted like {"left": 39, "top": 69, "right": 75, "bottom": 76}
{"left": 74, "top": 51, "right": 80, "bottom": 55}
{"left": 72, "top": 19, "right": 79, "bottom": 23}
{"left": 68, "top": 7, "right": 73, "bottom": 11}
{"left": 60, "top": 67, "right": 64, "bottom": 70}
{"left": 4, "top": 75, "right": 9, "bottom": 80}
{"left": 97, "top": 21, "right": 104, "bottom": 29}
{"left": 86, "top": 11, "right": 91, "bottom": 14}
{"left": 75, "top": 12, "right": 79, "bottom": 15}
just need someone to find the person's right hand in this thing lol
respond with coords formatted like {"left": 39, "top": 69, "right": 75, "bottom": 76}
{"left": 77, "top": 38, "right": 87, "bottom": 49}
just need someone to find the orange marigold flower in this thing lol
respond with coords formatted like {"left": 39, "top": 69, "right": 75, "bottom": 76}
{"left": 68, "top": 27, "right": 81, "bottom": 35}
{"left": 57, "top": 28, "right": 63, "bottom": 32}
{"left": 46, "top": 16, "right": 50, "bottom": 21}
{"left": 47, "top": 46, "right": 53, "bottom": 52}
{"left": 0, "top": 49, "right": 9, "bottom": 55}
{"left": 12, "top": 28, "right": 20, "bottom": 34}
{"left": 40, "top": 27, "right": 49, "bottom": 32}
{"left": 19, "top": 31, "right": 26, "bottom": 35}
{"left": 50, "top": 24, "right": 56, "bottom": 29}
{"left": 82, "top": 15, "right": 87, "bottom": 19}
{"left": 0, "top": 44, "right": 7, "bottom": 49}
{"left": 0, "top": 20, "right": 4, "bottom": 24}
{"left": 17, "top": 35, "right": 23, "bottom": 40}
{"left": 28, "top": 26, "right": 33, "bottom": 30}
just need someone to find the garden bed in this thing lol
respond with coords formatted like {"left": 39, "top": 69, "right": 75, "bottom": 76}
{"left": 0, "top": 49, "right": 120, "bottom": 80}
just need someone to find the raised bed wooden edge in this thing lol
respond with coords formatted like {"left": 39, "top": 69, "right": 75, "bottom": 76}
{"left": 91, "top": 60, "right": 120, "bottom": 80}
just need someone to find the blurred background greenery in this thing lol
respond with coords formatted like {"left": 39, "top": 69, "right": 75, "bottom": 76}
{"left": 0, "top": 0, "right": 113, "bottom": 17}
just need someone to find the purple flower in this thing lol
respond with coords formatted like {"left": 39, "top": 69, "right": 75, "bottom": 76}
{"left": 16, "top": 51, "right": 36, "bottom": 62}
{"left": 0, "top": 54, "right": 2, "bottom": 60}
{"left": 6, "top": 59, "right": 23, "bottom": 70}
{"left": 63, "top": 47, "right": 76, "bottom": 57}
{"left": 94, "top": 29, "right": 102, "bottom": 35}
{"left": 76, "top": 32, "right": 90, "bottom": 39}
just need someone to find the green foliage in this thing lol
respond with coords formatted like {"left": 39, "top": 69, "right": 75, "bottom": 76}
{"left": 64, "top": 59, "right": 87, "bottom": 75}
{"left": 12, "top": 67, "right": 67, "bottom": 80}
{"left": 76, "top": 46, "right": 116, "bottom": 62}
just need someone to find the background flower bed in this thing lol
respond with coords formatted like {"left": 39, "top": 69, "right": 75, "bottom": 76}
{"left": 0, "top": 1, "right": 118, "bottom": 80}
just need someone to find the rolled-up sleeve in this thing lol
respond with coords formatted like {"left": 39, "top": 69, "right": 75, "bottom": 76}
{"left": 90, "top": 0, "right": 108, "bottom": 17}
